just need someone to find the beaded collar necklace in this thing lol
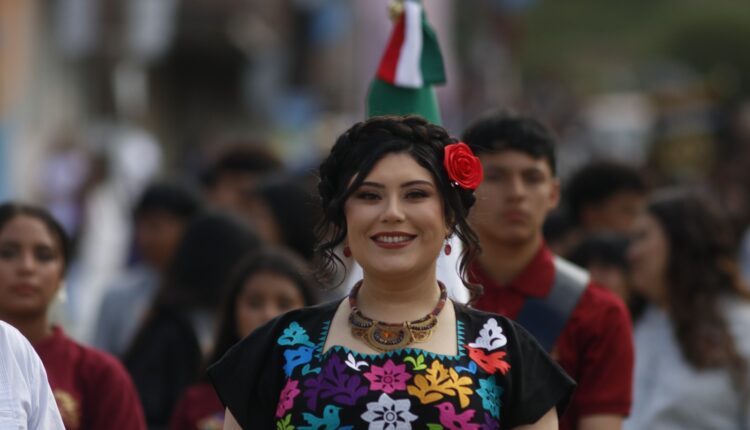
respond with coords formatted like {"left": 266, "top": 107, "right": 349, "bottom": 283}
{"left": 348, "top": 281, "right": 448, "bottom": 352}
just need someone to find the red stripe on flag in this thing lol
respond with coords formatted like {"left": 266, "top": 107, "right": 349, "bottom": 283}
{"left": 377, "top": 14, "right": 406, "bottom": 84}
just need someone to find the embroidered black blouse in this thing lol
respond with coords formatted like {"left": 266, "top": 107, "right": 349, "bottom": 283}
{"left": 208, "top": 300, "right": 574, "bottom": 429}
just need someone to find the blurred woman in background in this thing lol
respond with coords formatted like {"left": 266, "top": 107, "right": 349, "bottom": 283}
{"left": 169, "top": 247, "right": 317, "bottom": 430}
{"left": 0, "top": 202, "right": 145, "bottom": 430}
{"left": 242, "top": 175, "right": 320, "bottom": 262}
{"left": 124, "top": 211, "right": 260, "bottom": 429}
{"left": 625, "top": 192, "right": 750, "bottom": 429}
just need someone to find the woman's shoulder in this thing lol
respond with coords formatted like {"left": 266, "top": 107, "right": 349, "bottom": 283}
{"left": 254, "top": 300, "right": 341, "bottom": 338}
{"left": 221, "top": 299, "right": 341, "bottom": 360}
{"left": 454, "top": 302, "right": 522, "bottom": 333}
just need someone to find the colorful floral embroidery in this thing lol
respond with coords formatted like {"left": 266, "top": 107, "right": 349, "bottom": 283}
{"left": 361, "top": 393, "right": 419, "bottom": 430}
{"left": 303, "top": 354, "right": 368, "bottom": 410}
{"left": 465, "top": 346, "right": 511, "bottom": 375}
{"left": 274, "top": 316, "right": 516, "bottom": 428}
{"left": 284, "top": 346, "right": 315, "bottom": 377}
{"left": 407, "top": 360, "right": 473, "bottom": 408}
{"left": 435, "top": 401, "right": 480, "bottom": 430}
{"left": 299, "top": 405, "right": 341, "bottom": 430}
{"left": 476, "top": 376, "right": 503, "bottom": 419}
{"left": 364, "top": 359, "right": 412, "bottom": 394}
{"left": 454, "top": 361, "right": 478, "bottom": 375}
{"left": 276, "top": 414, "right": 295, "bottom": 430}
{"left": 468, "top": 319, "right": 507, "bottom": 351}
{"left": 403, "top": 354, "right": 428, "bottom": 371}
{"left": 277, "top": 379, "right": 302, "bottom": 418}
{"left": 481, "top": 412, "right": 500, "bottom": 430}
{"left": 279, "top": 322, "right": 316, "bottom": 348}
{"left": 345, "top": 353, "right": 369, "bottom": 371}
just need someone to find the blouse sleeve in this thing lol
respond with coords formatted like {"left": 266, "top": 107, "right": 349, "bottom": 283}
{"left": 504, "top": 320, "right": 576, "bottom": 427}
{"left": 207, "top": 317, "right": 286, "bottom": 429}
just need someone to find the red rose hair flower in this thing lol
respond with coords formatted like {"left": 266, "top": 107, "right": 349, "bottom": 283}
{"left": 443, "top": 142, "right": 483, "bottom": 190}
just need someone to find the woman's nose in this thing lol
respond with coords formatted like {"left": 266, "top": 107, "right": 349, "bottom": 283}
{"left": 18, "top": 252, "right": 36, "bottom": 272}
{"left": 380, "top": 195, "right": 406, "bottom": 223}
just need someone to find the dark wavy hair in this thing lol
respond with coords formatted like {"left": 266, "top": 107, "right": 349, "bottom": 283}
{"left": 647, "top": 191, "right": 750, "bottom": 389}
{"left": 154, "top": 211, "right": 261, "bottom": 310}
{"left": 461, "top": 110, "right": 557, "bottom": 175}
{"left": 205, "top": 247, "right": 318, "bottom": 375}
{"left": 316, "top": 115, "right": 482, "bottom": 302}
{"left": 0, "top": 202, "right": 71, "bottom": 273}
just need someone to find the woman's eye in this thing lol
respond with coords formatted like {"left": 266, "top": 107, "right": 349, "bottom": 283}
{"left": 356, "top": 192, "right": 380, "bottom": 200}
{"left": 406, "top": 190, "right": 429, "bottom": 199}
{"left": 0, "top": 248, "right": 16, "bottom": 259}
{"left": 35, "top": 248, "right": 56, "bottom": 262}
{"left": 247, "top": 299, "right": 264, "bottom": 310}
{"left": 278, "top": 298, "right": 295, "bottom": 310}
{"left": 523, "top": 172, "right": 544, "bottom": 184}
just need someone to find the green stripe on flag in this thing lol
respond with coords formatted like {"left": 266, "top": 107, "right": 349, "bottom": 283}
{"left": 419, "top": 10, "right": 446, "bottom": 85}
{"left": 366, "top": 79, "right": 442, "bottom": 125}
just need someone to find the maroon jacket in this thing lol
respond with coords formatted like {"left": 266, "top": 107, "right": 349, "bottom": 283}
{"left": 34, "top": 326, "right": 146, "bottom": 430}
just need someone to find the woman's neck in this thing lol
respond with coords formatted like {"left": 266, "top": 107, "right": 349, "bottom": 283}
{"left": 0, "top": 314, "right": 51, "bottom": 344}
{"left": 355, "top": 269, "right": 442, "bottom": 323}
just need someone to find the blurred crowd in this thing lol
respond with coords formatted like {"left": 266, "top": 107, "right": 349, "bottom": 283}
{"left": 3, "top": 1, "right": 750, "bottom": 429}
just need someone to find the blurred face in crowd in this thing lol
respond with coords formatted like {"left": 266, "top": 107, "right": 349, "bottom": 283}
{"left": 235, "top": 271, "right": 306, "bottom": 336}
{"left": 582, "top": 191, "right": 646, "bottom": 234}
{"left": 135, "top": 211, "right": 186, "bottom": 271}
{"left": 344, "top": 153, "right": 448, "bottom": 281}
{"left": 208, "top": 172, "right": 260, "bottom": 214}
{"left": 469, "top": 150, "right": 560, "bottom": 247}
{"left": 0, "top": 215, "right": 65, "bottom": 319}
{"left": 628, "top": 212, "right": 669, "bottom": 305}
{"left": 241, "top": 194, "right": 281, "bottom": 245}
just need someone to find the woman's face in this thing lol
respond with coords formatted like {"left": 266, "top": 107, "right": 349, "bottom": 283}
{"left": 627, "top": 212, "right": 669, "bottom": 305}
{"left": 344, "top": 152, "right": 448, "bottom": 281}
{"left": 235, "top": 271, "right": 306, "bottom": 337}
{"left": 0, "top": 215, "right": 65, "bottom": 319}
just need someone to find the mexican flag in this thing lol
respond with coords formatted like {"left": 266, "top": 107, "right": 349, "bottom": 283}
{"left": 366, "top": 0, "right": 446, "bottom": 125}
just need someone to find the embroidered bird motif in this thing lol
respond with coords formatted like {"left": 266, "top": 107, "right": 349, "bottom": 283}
{"left": 435, "top": 402, "right": 481, "bottom": 430}
{"left": 283, "top": 345, "right": 315, "bottom": 376}
{"left": 465, "top": 346, "right": 511, "bottom": 375}
{"left": 299, "top": 405, "right": 342, "bottom": 430}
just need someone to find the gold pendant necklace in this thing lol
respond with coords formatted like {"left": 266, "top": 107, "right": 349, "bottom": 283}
{"left": 348, "top": 281, "right": 447, "bottom": 352}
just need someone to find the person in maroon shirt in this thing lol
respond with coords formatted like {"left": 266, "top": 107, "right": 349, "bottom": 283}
{"left": 170, "top": 247, "right": 317, "bottom": 430}
{"left": 0, "top": 202, "right": 146, "bottom": 430}
{"left": 462, "top": 112, "right": 634, "bottom": 430}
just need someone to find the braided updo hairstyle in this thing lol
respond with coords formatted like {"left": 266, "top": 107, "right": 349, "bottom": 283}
{"left": 316, "top": 115, "right": 483, "bottom": 302}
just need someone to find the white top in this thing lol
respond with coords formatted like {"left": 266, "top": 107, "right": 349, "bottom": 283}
{"left": 0, "top": 320, "right": 65, "bottom": 429}
{"left": 625, "top": 300, "right": 750, "bottom": 430}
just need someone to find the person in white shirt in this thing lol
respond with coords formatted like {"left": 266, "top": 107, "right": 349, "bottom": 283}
{"left": 625, "top": 192, "right": 750, "bottom": 430}
{"left": 0, "top": 320, "right": 64, "bottom": 429}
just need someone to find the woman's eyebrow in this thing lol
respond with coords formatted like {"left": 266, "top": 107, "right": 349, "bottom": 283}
{"left": 400, "top": 180, "right": 434, "bottom": 188}
{"left": 360, "top": 181, "right": 384, "bottom": 188}
{"left": 359, "top": 180, "right": 435, "bottom": 188}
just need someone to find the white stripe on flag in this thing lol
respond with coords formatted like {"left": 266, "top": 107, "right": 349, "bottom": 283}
{"left": 394, "top": 1, "right": 423, "bottom": 88}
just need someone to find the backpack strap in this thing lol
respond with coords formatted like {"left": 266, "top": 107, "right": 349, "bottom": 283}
{"left": 516, "top": 257, "right": 589, "bottom": 352}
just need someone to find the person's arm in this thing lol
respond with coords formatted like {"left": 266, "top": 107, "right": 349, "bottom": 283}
{"left": 567, "top": 287, "right": 633, "bottom": 424}
{"left": 85, "top": 352, "right": 147, "bottom": 430}
{"left": 223, "top": 409, "right": 242, "bottom": 430}
{"left": 513, "top": 408, "right": 558, "bottom": 430}
{"left": 579, "top": 414, "right": 622, "bottom": 430}
{"left": 5, "top": 322, "right": 65, "bottom": 429}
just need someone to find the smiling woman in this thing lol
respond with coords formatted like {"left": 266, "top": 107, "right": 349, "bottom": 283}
{"left": 208, "top": 115, "right": 575, "bottom": 430}
{"left": 0, "top": 203, "right": 146, "bottom": 430}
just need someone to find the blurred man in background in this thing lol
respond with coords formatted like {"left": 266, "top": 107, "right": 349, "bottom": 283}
{"left": 463, "top": 112, "right": 634, "bottom": 430}
{"left": 94, "top": 182, "right": 203, "bottom": 357}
